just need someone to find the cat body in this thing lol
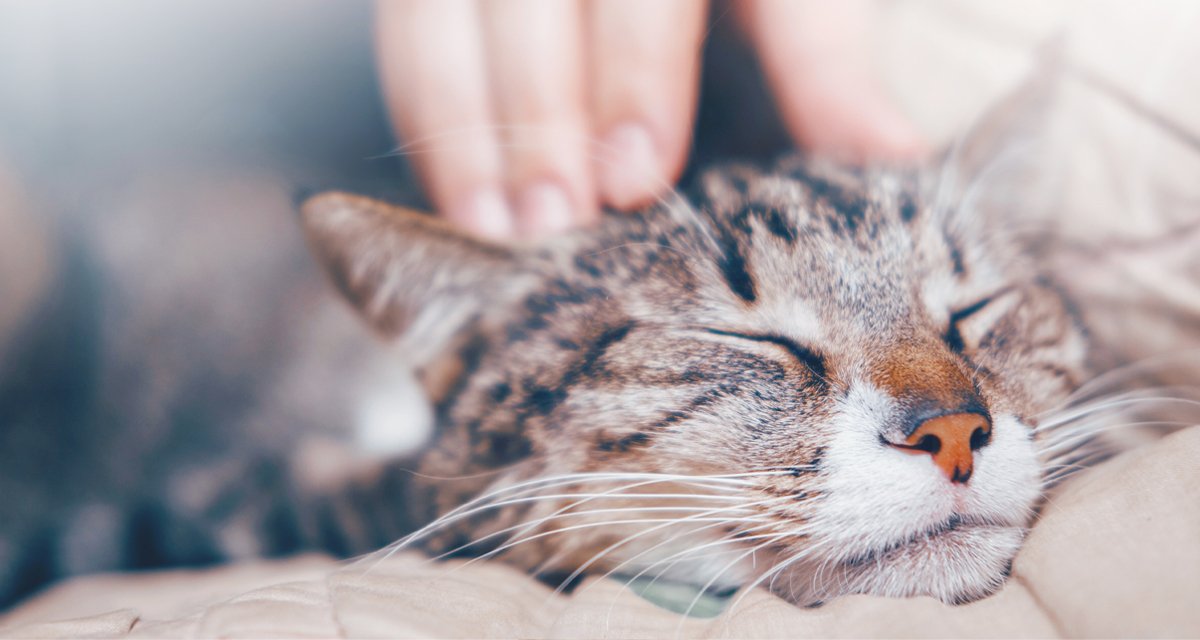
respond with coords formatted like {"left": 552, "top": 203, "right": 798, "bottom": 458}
{"left": 1, "top": 60, "right": 1101, "bottom": 609}
{"left": 302, "top": 144, "right": 1087, "bottom": 605}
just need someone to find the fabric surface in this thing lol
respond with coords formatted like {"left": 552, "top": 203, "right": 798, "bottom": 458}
{"left": 2, "top": 427, "right": 1197, "bottom": 638}
{"left": 4, "top": 0, "right": 1200, "bottom": 637}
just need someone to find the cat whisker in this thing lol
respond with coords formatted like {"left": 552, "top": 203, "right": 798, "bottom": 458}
{"left": 538, "top": 517, "right": 782, "bottom": 597}
{"left": 1039, "top": 387, "right": 1200, "bottom": 431}
{"left": 1041, "top": 459, "right": 1108, "bottom": 486}
{"left": 1037, "top": 434, "right": 1108, "bottom": 464}
{"left": 1041, "top": 456, "right": 1106, "bottom": 481}
{"left": 682, "top": 534, "right": 825, "bottom": 632}
{"left": 596, "top": 520, "right": 784, "bottom": 594}
{"left": 1067, "top": 376, "right": 1200, "bottom": 411}
{"left": 451, "top": 513, "right": 787, "bottom": 588}
{"left": 675, "top": 538, "right": 787, "bottom": 633}
{"left": 1041, "top": 444, "right": 1113, "bottom": 480}
{"left": 1035, "top": 395, "right": 1200, "bottom": 432}
{"left": 538, "top": 516, "right": 777, "bottom": 592}
{"left": 1036, "top": 419, "right": 1195, "bottom": 459}
{"left": 596, "top": 517, "right": 809, "bottom": 622}
{"left": 488, "top": 470, "right": 798, "bottom": 554}
{"left": 720, "top": 536, "right": 839, "bottom": 624}
{"left": 1054, "top": 350, "right": 1200, "bottom": 407}
{"left": 466, "top": 516, "right": 775, "bottom": 573}
{"left": 355, "top": 472, "right": 765, "bottom": 571}
{"left": 429, "top": 504, "right": 761, "bottom": 564}
{"left": 586, "top": 484, "right": 821, "bottom": 589}
{"left": 599, "top": 526, "right": 773, "bottom": 638}
{"left": 1038, "top": 388, "right": 1160, "bottom": 425}
{"left": 404, "top": 468, "right": 792, "bottom": 529}
{"left": 541, "top": 494, "right": 799, "bottom": 596}
{"left": 404, "top": 468, "right": 759, "bottom": 519}
{"left": 374, "top": 468, "right": 792, "bottom": 564}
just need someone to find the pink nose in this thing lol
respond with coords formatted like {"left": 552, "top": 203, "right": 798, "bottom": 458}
{"left": 890, "top": 413, "right": 991, "bottom": 483}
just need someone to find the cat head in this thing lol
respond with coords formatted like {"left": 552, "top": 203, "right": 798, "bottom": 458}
{"left": 300, "top": 63, "right": 1084, "bottom": 605}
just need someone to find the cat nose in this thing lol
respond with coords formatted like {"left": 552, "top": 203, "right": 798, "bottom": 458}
{"left": 890, "top": 413, "right": 992, "bottom": 484}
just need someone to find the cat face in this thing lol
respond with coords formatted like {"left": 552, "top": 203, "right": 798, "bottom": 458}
{"left": 301, "top": 67, "right": 1085, "bottom": 605}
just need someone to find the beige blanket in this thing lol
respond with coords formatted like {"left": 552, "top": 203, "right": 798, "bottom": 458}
{"left": 3, "top": 427, "right": 1197, "bottom": 638}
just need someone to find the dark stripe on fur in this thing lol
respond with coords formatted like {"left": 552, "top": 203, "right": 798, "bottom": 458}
{"left": 790, "top": 167, "right": 869, "bottom": 233}
{"left": 595, "top": 431, "right": 652, "bottom": 453}
{"left": 715, "top": 231, "right": 757, "bottom": 303}
{"left": 594, "top": 386, "right": 729, "bottom": 453}
{"left": 900, "top": 194, "right": 918, "bottom": 223}
{"left": 579, "top": 322, "right": 635, "bottom": 375}
{"left": 432, "top": 333, "right": 489, "bottom": 421}
{"left": 514, "top": 321, "right": 636, "bottom": 425}
{"left": 1031, "top": 362, "right": 1080, "bottom": 388}
{"left": 762, "top": 208, "right": 798, "bottom": 244}
{"left": 945, "top": 232, "right": 967, "bottom": 276}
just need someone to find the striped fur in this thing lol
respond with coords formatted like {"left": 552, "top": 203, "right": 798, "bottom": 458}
{"left": 302, "top": 132, "right": 1090, "bottom": 604}
{"left": 0, "top": 62, "right": 1098, "bottom": 608}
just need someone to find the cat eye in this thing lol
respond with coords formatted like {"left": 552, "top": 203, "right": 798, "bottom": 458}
{"left": 702, "top": 328, "right": 827, "bottom": 379}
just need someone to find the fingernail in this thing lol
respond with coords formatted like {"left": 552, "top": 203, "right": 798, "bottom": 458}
{"left": 597, "top": 122, "right": 660, "bottom": 210}
{"left": 515, "top": 181, "right": 574, "bottom": 238}
{"left": 449, "top": 188, "right": 515, "bottom": 240}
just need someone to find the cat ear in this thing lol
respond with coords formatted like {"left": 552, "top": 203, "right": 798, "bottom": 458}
{"left": 944, "top": 40, "right": 1065, "bottom": 215}
{"left": 301, "top": 192, "right": 527, "bottom": 362}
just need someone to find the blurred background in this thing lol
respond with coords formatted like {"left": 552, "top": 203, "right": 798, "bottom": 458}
{"left": 0, "top": 0, "right": 411, "bottom": 608}
{"left": 0, "top": 0, "right": 1198, "bottom": 611}
{"left": 0, "top": 1, "right": 390, "bottom": 192}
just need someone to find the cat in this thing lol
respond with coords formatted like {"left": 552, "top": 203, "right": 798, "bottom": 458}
{"left": 0, "top": 57, "right": 1112, "bottom": 611}
{"left": 291, "top": 63, "right": 1095, "bottom": 607}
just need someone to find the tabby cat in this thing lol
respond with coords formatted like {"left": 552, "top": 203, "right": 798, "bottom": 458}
{"left": 295, "top": 65, "right": 1091, "bottom": 606}
{"left": 0, "top": 63, "right": 1103, "bottom": 609}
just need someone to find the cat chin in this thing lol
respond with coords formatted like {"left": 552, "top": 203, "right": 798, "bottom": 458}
{"left": 770, "top": 523, "right": 1025, "bottom": 606}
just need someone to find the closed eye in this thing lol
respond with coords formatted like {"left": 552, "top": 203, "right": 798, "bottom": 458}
{"left": 943, "top": 291, "right": 1006, "bottom": 353}
{"left": 702, "top": 328, "right": 827, "bottom": 379}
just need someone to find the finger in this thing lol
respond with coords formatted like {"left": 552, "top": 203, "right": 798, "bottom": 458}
{"left": 587, "top": 0, "right": 708, "bottom": 210}
{"left": 375, "top": 0, "right": 514, "bottom": 239}
{"left": 481, "top": 0, "right": 594, "bottom": 238}
{"left": 738, "top": 0, "right": 927, "bottom": 163}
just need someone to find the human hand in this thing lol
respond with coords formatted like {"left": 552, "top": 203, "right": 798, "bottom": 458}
{"left": 375, "top": 0, "right": 924, "bottom": 240}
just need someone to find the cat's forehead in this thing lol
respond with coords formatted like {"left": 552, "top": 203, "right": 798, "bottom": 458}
{"left": 540, "top": 155, "right": 1004, "bottom": 343}
{"left": 712, "top": 158, "right": 922, "bottom": 239}
{"left": 692, "top": 158, "right": 937, "bottom": 316}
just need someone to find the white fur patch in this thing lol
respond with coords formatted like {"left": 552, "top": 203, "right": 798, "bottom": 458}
{"left": 955, "top": 288, "right": 1022, "bottom": 349}
{"left": 810, "top": 380, "right": 1039, "bottom": 594}
{"left": 354, "top": 362, "right": 433, "bottom": 457}
{"left": 750, "top": 297, "right": 824, "bottom": 344}
{"left": 818, "top": 381, "right": 953, "bottom": 557}
{"left": 921, "top": 272, "right": 957, "bottom": 328}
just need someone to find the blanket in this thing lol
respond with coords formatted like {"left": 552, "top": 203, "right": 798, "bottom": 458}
{"left": 3, "top": 427, "right": 1197, "bottom": 638}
